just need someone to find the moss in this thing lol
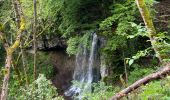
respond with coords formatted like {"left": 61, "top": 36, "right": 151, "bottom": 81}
{"left": 136, "top": 0, "right": 162, "bottom": 62}
{"left": 19, "top": 17, "right": 26, "bottom": 31}
{"left": 136, "top": 0, "right": 156, "bottom": 35}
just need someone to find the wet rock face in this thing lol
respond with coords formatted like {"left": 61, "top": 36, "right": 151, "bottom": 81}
{"left": 36, "top": 35, "right": 67, "bottom": 51}
{"left": 50, "top": 51, "right": 75, "bottom": 93}
{"left": 154, "top": 0, "right": 170, "bottom": 31}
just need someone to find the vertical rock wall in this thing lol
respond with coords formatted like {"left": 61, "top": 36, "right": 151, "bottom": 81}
{"left": 50, "top": 51, "right": 75, "bottom": 93}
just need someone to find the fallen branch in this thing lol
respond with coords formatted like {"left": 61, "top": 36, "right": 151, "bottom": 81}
{"left": 109, "top": 64, "right": 170, "bottom": 100}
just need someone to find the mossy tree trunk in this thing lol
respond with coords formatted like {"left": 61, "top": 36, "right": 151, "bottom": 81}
{"left": 0, "top": 54, "right": 12, "bottom": 100}
{"left": 0, "top": 29, "right": 24, "bottom": 100}
{"left": 13, "top": 0, "right": 29, "bottom": 85}
{"left": 0, "top": 0, "right": 25, "bottom": 99}
{"left": 136, "top": 0, "right": 162, "bottom": 63}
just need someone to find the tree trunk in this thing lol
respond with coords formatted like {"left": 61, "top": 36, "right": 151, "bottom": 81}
{"left": 0, "top": 53, "right": 12, "bottom": 100}
{"left": 0, "top": 0, "right": 25, "bottom": 98}
{"left": 136, "top": 0, "right": 162, "bottom": 63}
{"left": 0, "top": 32, "right": 23, "bottom": 100}
{"left": 11, "top": 54, "right": 22, "bottom": 85}
{"left": 33, "top": 0, "right": 37, "bottom": 80}
{"left": 109, "top": 64, "right": 170, "bottom": 100}
{"left": 12, "top": 0, "right": 20, "bottom": 28}
{"left": 13, "top": 0, "right": 29, "bottom": 85}
{"left": 21, "top": 41, "right": 29, "bottom": 85}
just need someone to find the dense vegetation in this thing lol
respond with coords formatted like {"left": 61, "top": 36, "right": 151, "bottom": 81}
{"left": 0, "top": 0, "right": 170, "bottom": 100}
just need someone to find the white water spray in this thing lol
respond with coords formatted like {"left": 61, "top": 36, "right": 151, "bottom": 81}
{"left": 64, "top": 33, "right": 98, "bottom": 99}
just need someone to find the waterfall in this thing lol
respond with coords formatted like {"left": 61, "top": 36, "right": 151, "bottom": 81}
{"left": 64, "top": 33, "right": 98, "bottom": 99}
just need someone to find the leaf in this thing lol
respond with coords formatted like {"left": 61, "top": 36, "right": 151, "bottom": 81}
{"left": 130, "top": 22, "right": 137, "bottom": 27}
{"left": 125, "top": 59, "right": 129, "bottom": 64}
{"left": 128, "top": 35, "right": 135, "bottom": 39}
{"left": 0, "top": 23, "right": 4, "bottom": 31}
{"left": 129, "top": 59, "right": 134, "bottom": 66}
{"left": 132, "top": 56, "right": 137, "bottom": 59}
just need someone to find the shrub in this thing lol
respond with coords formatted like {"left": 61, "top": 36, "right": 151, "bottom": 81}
{"left": 8, "top": 74, "right": 64, "bottom": 100}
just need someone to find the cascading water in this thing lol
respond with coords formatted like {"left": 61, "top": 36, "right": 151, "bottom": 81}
{"left": 64, "top": 33, "right": 98, "bottom": 99}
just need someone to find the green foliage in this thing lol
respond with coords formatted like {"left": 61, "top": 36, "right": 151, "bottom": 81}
{"left": 140, "top": 81, "right": 165, "bottom": 100}
{"left": 5, "top": 52, "right": 55, "bottom": 99}
{"left": 98, "top": 0, "right": 165, "bottom": 85}
{"left": 99, "top": 0, "right": 139, "bottom": 55}
{"left": 20, "top": 0, "right": 61, "bottom": 20}
{"left": 98, "top": 1, "right": 145, "bottom": 81}
{"left": 1, "top": 0, "right": 170, "bottom": 99}
{"left": 19, "top": 0, "right": 65, "bottom": 36}
{"left": 0, "top": 0, "right": 11, "bottom": 23}
{"left": 57, "top": 0, "right": 81, "bottom": 37}
{"left": 104, "top": 36, "right": 126, "bottom": 53}
{"left": 7, "top": 52, "right": 54, "bottom": 95}
{"left": 153, "top": 31, "right": 170, "bottom": 61}
{"left": 8, "top": 74, "right": 64, "bottom": 100}
{"left": 145, "top": 0, "right": 158, "bottom": 16}
{"left": 128, "top": 64, "right": 155, "bottom": 84}
{"left": 129, "top": 76, "right": 170, "bottom": 100}
{"left": 66, "top": 36, "right": 80, "bottom": 55}
{"left": 127, "top": 22, "right": 148, "bottom": 39}
{"left": 72, "top": 81, "right": 116, "bottom": 100}
{"left": 66, "top": 32, "right": 91, "bottom": 55}
{"left": 26, "top": 52, "right": 53, "bottom": 81}
{"left": 126, "top": 65, "right": 170, "bottom": 100}
{"left": 0, "top": 23, "right": 4, "bottom": 31}
{"left": 126, "top": 48, "right": 152, "bottom": 66}
{"left": 79, "top": 32, "right": 91, "bottom": 49}
{"left": 0, "top": 0, "right": 14, "bottom": 37}
{"left": 100, "top": 0, "right": 138, "bottom": 36}
{"left": 82, "top": 82, "right": 115, "bottom": 100}
{"left": 53, "top": 0, "right": 113, "bottom": 37}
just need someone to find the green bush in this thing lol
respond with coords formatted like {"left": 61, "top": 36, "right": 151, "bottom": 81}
{"left": 8, "top": 74, "right": 64, "bottom": 100}
{"left": 66, "top": 32, "right": 91, "bottom": 55}
{"left": 82, "top": 82, "right": 115, "bottom": 100}
{"left": 66, "top": 36, "right": 80, "bottom": 55}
